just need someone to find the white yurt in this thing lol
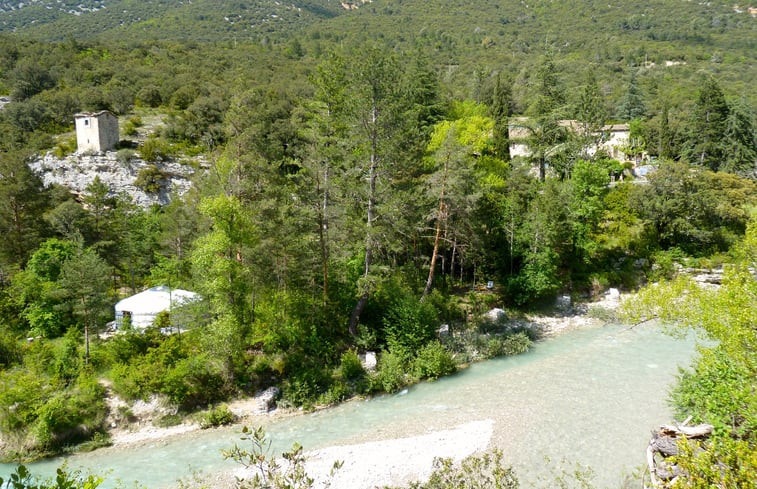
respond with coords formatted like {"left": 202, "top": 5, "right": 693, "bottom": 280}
{"left": 114, "top": 286, "right": 199, "bottom": 329}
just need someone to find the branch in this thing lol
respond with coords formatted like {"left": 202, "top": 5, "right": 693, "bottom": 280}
{"left": 620, "top": 315, "right": 658, "bottom": 332}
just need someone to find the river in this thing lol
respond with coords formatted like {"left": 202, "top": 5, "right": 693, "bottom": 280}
{"left": 1, "top": 322, "right": 698, "bottom": 488}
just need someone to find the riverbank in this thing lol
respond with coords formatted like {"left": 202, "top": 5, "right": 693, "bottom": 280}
{"left": 1, "top": 311, "right": 696, "bottom": 489}
{"left": 99, "top": 292, "right": 623, "bottom": 459}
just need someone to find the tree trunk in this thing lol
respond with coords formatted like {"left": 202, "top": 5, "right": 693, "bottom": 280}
{"left": 84, "top": 322, "right": 90, "bottom": 365}
{"left": 318, "top": 165, "right": 330, "bottom": 306}
{"left": 349, "top": 104, "right": 379, "bottom": 336}
{"left": 422, "top": 200, "right": 446, "bottom": 299}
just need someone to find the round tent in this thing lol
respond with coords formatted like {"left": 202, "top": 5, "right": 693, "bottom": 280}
{"left": 114, "top": 286, "right": 199, "bottom": 329}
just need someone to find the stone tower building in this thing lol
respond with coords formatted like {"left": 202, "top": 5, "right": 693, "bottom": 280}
{"left": 74, "top": 110, "right": 119, "bottom": 153}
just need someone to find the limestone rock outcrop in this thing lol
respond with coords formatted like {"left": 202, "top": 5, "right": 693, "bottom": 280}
{"left": 29, "top": 151, "right": 199, "bottom": 208}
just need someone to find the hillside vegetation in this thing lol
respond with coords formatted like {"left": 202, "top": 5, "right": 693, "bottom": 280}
{"left": 0, "top": 1, "right": 755, "bottom": 487}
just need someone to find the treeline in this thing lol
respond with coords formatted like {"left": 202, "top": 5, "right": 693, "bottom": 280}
{"left": 1, "top": 33, "right": 756, "bottom": 461}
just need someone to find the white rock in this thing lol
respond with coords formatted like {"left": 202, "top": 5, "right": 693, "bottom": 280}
{"left": 28, "top": 151, "right": 196, "bottom": 208}
{"left": 484, "top": 308, "right": 506, "bottom": 322}
{"left": 360, "top": 351, "right": 377, "bottom": 372}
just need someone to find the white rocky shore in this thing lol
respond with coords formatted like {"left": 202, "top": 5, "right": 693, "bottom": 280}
{"left": 233, "top": 420, "right": 496, "bottom": 489}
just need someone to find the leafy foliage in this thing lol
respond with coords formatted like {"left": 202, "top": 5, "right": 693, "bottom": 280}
{"left": 0, "top": 0, "right": 756, "bottom": 469}
{"left": 223, "top": 426, "right": 341, "bottom": 489}
{"left": 390, "top": 450, "right": 519, "bottom": 489}
{"left": 0, "top": 465, "right": 103, "bottom": 489}
{"left": 621, "top": 211, "right": 757, "bottom": 488}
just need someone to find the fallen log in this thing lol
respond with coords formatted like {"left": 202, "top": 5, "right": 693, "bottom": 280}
{"left": 658, "top": 423, "right": 713, "bottom": 439}
{"left": 645, "top": 419, "right": 714, "bottom": 489}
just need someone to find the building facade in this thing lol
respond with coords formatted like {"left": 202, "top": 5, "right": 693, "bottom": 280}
{"left": 75, "top": 110, "right": 119, "bottom": 153}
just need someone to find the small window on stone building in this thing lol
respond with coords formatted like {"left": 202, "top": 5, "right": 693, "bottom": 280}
{"left": 84, "top": 119, "right": 89, "bottom": 126}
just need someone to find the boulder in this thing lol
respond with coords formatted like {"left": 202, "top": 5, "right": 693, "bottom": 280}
{"left": 360, "top": 351, "right": 377, "bottom": 372}
{"left": 555, "top": 295, "right": 572, "bottom": 313}
{"left": 484, "top": 308, "right": 507, "bottom": 322}
{"left": 255, "top": 387, "right": 280, "bottom": 413}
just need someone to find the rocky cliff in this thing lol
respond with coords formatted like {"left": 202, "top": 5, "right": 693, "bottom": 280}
{"left": 29, "top": 151, "right": 199, "bottom": 208}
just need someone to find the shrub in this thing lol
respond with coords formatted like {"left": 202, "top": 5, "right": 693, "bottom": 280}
{"left": 161, "top": 354, "right": 229, "bottom": 410}
{"left": 0, "top": 464, "right": 105, "bottom": 489}
{"left": 134, "top": 164, "right": 168, "bottom": 194}
{"left": 115, "top": 148, "right": 136, "bottom": 165}
{"left": 280, "top": 363, "right": 331, "bottom": 409}
{"left": 412, "top": 341, "right": 456, "bottom": 380}
{"left": 339, "top": 350, "right": 365, "bottom": 382}
{"left": 136, "top": 86, "right": 162, "bottom": 108}
{"left": 138, "top": 137, "right": 171, "bottom": 162}
{"left": 317, "top": 381, "right": 350, "bottom": 406}
{"left": 0, "top": 331, "right": 22, "bottom": 369}
{"left": 671, "top": 347, "right": 755, "bottom": 438}
{"left": 497, "top": 333, "right": 532, "bottom": 356}
{"left": 52, "top": 135, "right": 77, "bottom": 158}
{"left": 648, "top": 247, "right": 687, "bottom": 282}
{"left": 31, "top": 375, "right": 107, "bottom": 452}
{"left": 383, "top": 295, "right": 438, "bottom": 352}
{"left": 122, "top": 115, "right": 143, "bottom": 137}
{"left": 373, "top": 349, "right": 411, "bottom": 393}
{"left": 478, "top": 315, "right": 508, "bottom": 335}
{"left": 155, "top": 413, "right": 183, "bottom": 428}
{"left": 404, "top": 449, "right": 519, "bottom": 489}
{"left": 199, "top": 404, "right": 235, "bottom": 429}
{"left": 484, "top": 333, "right": 532, "bottom": 358}
{"left": 355, "top": 324, "right": 377, "bottom": 351}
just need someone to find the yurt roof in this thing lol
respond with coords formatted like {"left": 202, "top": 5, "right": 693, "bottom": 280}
{"left": 115, "top": 286, "right": 199, "bottom": 315}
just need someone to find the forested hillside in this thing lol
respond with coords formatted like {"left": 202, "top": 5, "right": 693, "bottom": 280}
{"left": 0, "top": 0, "right": 755, "bottom": 486}
{"left": 0, "top": 0, "right": 344, "bottom": 40}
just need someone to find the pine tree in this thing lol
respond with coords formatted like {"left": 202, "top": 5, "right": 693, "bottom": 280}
{"left": 616, "top": 72, "right": 647, "bottom": 121}
{"left": 490, "top": 74, "right": 512, "bottom": 161}
{"left": 684, "top": 77, "right": 729, "bottom": 171}
{"left": 0, "top": 150, "right": 49, "bottom": 270}
{"left": 722, "top": 99, "right": 757, "bottom": 178}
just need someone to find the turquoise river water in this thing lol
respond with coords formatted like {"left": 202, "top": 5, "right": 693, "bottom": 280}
{"left": 1, "top": 322, "right": 699, "bottom": 488}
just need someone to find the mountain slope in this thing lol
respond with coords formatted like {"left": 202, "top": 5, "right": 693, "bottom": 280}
{"left": 0, "top": 0, "right": 345, "bottom": 41}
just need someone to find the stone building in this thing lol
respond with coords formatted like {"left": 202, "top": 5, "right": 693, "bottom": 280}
{"left": 74, "top": 110, "right": 119, "bottom": 153}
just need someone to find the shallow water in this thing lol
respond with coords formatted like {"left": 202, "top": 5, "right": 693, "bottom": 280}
{"left": 1, "top": 323, "right": 698, "bottom": 488}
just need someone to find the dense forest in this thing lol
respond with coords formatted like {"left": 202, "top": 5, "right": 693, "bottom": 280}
{"left": 0, "top": 0, "right": 755, "bottom": 487}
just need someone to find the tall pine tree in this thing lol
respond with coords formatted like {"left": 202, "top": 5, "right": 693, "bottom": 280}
{"left": 684, "top": 77, "right": 729, "bottom": 171}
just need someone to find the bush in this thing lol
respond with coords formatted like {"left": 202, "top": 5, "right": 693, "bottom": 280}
{"left": 199, "top": 404, "right": 235, "bottom": 429}
{"left": 0, "top": 464, "right": 105, "bottom": 489}
{"left": 648, "top": 247, "right": 687, "bottom": 282}
{"left": 115, "top": 148, "right": 136, "bottom": 165}
{"left": 413, "top": 342, "right": 456, "bottom": 380}
{"left": 339, "top": 350, "right": 365, "bottom": 382}
{"left": 671, "top": 347, "right": 755, "bottom": 438}
{"left": 134, "top": 164, "right": 168, "bottom": 194}
{"left": 383, "top": 295, "right": 438, "bottom": 352}
{"left": 155, "top": 414, "right": 183, "bottom": 428}
{"left": 136, "top": 86, "right": 162, "bottom": 108}
{"left": 483, "top": 333, "right": 532, "bottom": 358}
{"left": 398, "top": 449, "right": 519, "bottom": 489}
{"left": 27, "top": 375, "right": 107, "bottom": 454}
{"left": 317, "top": 381, "right": 350, "bottom": 406}
{"left": 161, "top": 354, "right": 229, "bottom": 410}
{"left": 373, "top": 349, "right": 411, "bottom": 393}
{"left": 52, "top": 135, "right": 77, "bottom": 158}
{"left": 138, "top": 137, "right": 171, "bottom": 162}
{"left": 0, "top": 331, "right": 22, "bottom": 369}
{"left": 280, "top": 364, "right": 331, "bottom": 409}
